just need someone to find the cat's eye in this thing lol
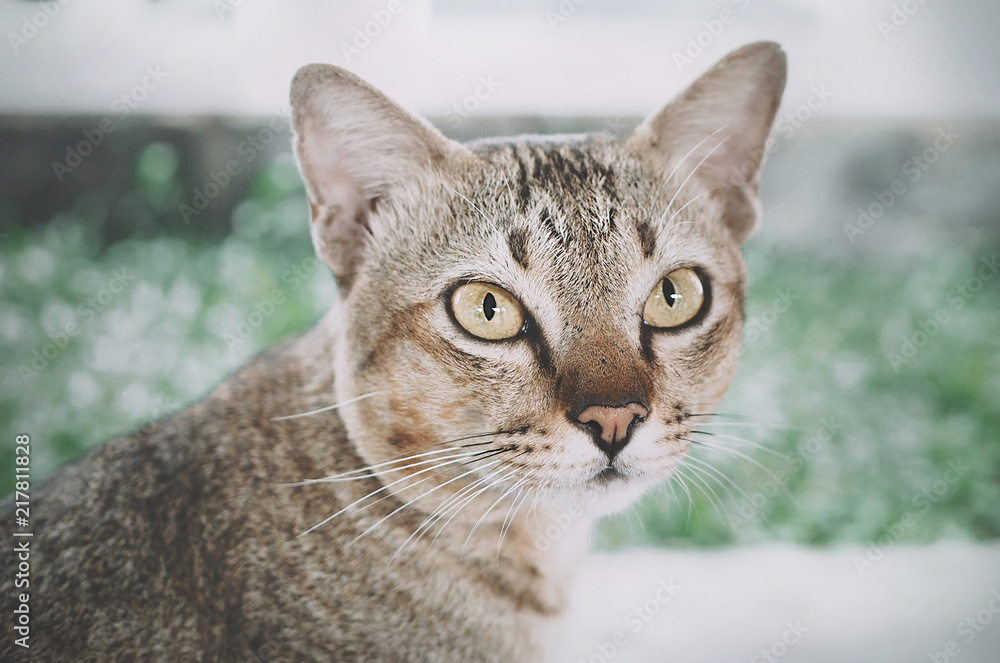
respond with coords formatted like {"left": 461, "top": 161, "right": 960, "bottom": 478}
{"left": 451, "top": 283, "right": 525, "bottom": 340}
{"left": 642, "top": 268, "right": 705, "bottom": 328}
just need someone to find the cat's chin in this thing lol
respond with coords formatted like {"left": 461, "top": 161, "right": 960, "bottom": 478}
{"left": 546, "top": 473, "right": 656, "bottom": 517}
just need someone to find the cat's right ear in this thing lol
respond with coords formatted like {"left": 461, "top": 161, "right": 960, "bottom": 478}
{"left": 290, "top": 65, "right": 471, "bottom": 289}
{"left": 625, "top": 42, "right": 787, "bottom": 244}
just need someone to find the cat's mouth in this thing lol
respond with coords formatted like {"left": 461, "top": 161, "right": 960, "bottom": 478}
{"left": 591, "top": 466, "right": 628, "bottom": 485}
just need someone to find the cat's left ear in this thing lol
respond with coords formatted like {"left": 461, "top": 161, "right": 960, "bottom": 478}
{"left": 626, "top": 41, "right": 787, "bottom": 244}
{"left": 290, "top": 64, "right": 474, "bottom": 290}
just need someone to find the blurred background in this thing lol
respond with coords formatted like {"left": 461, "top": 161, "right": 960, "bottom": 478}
{"left": 1, "top": 0, "right": 999, "bottom": 660}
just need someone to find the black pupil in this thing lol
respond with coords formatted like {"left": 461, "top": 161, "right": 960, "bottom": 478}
{"left": 662, "top": 278, "right": 677, "bottom": 307}
{"left": 483, "top": 292, "right": 497, "bottom": 321}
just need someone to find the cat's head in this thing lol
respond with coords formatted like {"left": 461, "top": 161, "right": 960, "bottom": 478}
{"left": 291, "top": 43, "right": 786, "bottom": 517}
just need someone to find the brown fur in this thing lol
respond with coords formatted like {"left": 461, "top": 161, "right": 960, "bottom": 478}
{"left": 2, "top": 42, "right": 786, "bottom": 661}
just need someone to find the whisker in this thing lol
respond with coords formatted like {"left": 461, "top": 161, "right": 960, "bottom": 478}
{"left": 687, "top": 438, "right": 782, "bottom": 480}
{"left": 496, "top": 486, "right": 531, "bottom": 560}
{"left": 694, "top": 422, "right": 790, "bottom": 429}
{"left": 683, "top": 454, "right": 749, "bottom": 503}
{"left": 674, "top": 463, "right": 727, "bottom": 523}
{"left": 691, "top": 430, "right": 788, "bottom": 459}
{"left": 686, "top": 411, "right": 784, "bottom": 425}
{"left": 283, "top": 449, "right": 485, "bottom": 486}
{"left": 351, "top": 458, "right": 506, "bottom": 544}
{"left": 297, "top": 451, "right": 497, "bottom": 537}
{"left": 660, "top": 125, "right": 729, "bottom": 189}
{"left": 462, "top": 470, "right": 535, "bottom": 554}
{"left": 677, "top": 460, "right": 727, "bottom": 518}
{"left": 392, "top": 465, "right": 518, "bottom": 562}
{"left": 449, "top": 187, "right": 501, "bottom": 233}
{"left": 670, "top": 468, "right": 697, "bottom": 527}
{"left": 496, "top": 164, "right": 518, "bottom": 209}
{"left": 662, "top": 192, "right": 707, "bottom": 229}
{"left": 433, "top": 427, "right": 528, "bottom": 449}
{"left": 656, "top": 128, "right": 732, "bottom": 229}
{"left": 427, "top": 467, "right": 527, "bottom": 551}
{"left": 687, "top": 439, "right": 795, "bottom": 504}
{"left": 270, "top": 391, "right": 382, "bottom": 421}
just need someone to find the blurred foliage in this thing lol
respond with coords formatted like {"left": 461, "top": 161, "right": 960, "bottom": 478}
{"left": 2, "top": 138, "right": 998, "bottom": 549}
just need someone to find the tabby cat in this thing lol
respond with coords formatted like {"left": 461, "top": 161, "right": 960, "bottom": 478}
{"left": 2, "top": 41, "right": 786, "bottom": 661}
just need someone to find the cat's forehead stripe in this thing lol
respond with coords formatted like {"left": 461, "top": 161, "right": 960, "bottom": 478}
{"left": 635, "top": 220, "right": 657, "bottom": 259}
{"left": 507, "top": 228, "right": 529, "bottom": 269}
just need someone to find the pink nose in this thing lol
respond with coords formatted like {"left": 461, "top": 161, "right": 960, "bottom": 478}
{"left": 577, "top": 403, "right": 649, "bottom": 447}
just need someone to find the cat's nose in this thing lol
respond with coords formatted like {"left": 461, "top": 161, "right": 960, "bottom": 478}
{"left": 575, "top": 403, "right": 649, "bottom": 460}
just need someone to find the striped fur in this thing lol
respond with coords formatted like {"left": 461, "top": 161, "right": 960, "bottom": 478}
{"left": 2, "top": 43, "right": 786, "bottom": 661}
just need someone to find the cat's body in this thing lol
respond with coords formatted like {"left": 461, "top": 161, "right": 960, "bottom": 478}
{"left": 13, "top": 322, "right": 570, "bottom": 661}
{"left": 3, "top": 43, "right": 786, "bottom": 661}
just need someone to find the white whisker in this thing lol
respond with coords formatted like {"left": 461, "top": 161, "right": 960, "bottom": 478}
{"left": 663, "top": 192, "right": 707, "bottom": 228}
{"left": 270, "top": 391, "right": 382, "bottom": 421}
{"left": 656, "top": 128, "right": 733, "bottom": 230}
{"left": 683, "top": 454, "right": 748, "bottom": 503}
{"left": 694, "top": 422, "right": 788, "bottom": 429}
{"left": 427, "top": 468, "right": 524, "bottom": 550}
{"left": 671, "top": 468, "right": 696, "bottom": 527}
{"left": 675, "top": 463, "right": 724, "bottom": 522}
{"left": 692, "top": 431, "right": 788, "bottom": 459}
{"left": 496, "top": 486, "right": 532, "bottom": 559}
{"left": 297, "top": 453, "right": 491, "bottom": 537}
{"left": 660, "top": 125, "right": 729, "bottom": 188}
{"left": 449, "top": 187, "right": 501, "bottom": 233}
{"left": 692, "top": 438, "right": 785, "bottom": 480}
{"left": 283, "top": 448, "right": 481, "bottom": 486}
{"left": 463, "top": 470, "right": 534, "bottom": 555}
{"left": 352, "top": 458, "right": 504, "bottom": 544}
{"left": 677, "top": 460, "right": 727, "bottom": 519}
{"left": 391, "top": 465, "right": 517, "bottom": 562}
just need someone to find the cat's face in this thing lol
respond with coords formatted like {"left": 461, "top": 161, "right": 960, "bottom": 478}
{"left": 292, "top": 43, "right": 786, "bottom": 518}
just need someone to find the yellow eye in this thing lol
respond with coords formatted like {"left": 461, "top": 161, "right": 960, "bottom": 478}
{"left": 451, "top": 283, "right": 525, "bottom": 340}
{"left": 643, "top": 268, "right": 705, "bottom": 328}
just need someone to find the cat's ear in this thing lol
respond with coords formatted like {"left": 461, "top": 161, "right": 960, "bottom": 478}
{"left": 290, "top": 64, "right": 471, "bottom": 289}
{"left": 625, "top": 41, "right": 787, "bottom": 244}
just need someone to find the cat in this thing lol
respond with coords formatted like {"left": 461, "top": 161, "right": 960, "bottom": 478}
{"left": 2, "top": 41, "right": 786, "bottom": 661}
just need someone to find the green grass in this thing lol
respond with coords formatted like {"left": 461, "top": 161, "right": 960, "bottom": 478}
{"left": 2, "top": 141, "right": 998, "bottom": 548}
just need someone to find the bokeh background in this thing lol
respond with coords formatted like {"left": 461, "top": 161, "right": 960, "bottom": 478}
{"left": 1, "top": 0, "right": 999, "bottom": 660}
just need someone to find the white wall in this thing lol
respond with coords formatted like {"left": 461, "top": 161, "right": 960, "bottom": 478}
{"left": 1, "top": 0, "right": 998, "bottom": 119}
